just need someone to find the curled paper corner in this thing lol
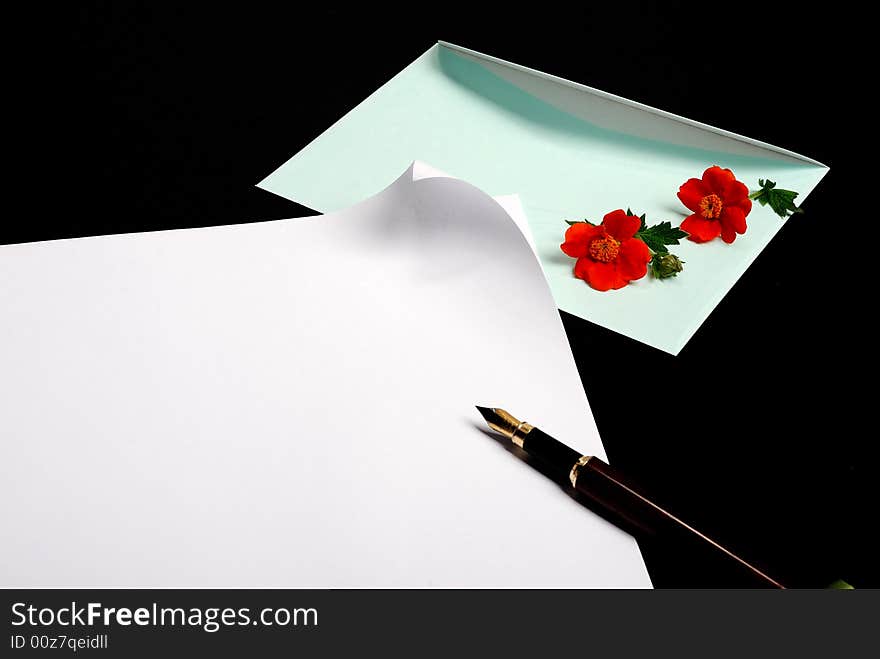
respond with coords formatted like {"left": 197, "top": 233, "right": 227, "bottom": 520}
{"left": 490, "top": 194, "right": 538, "bottom": 256}
{"left": 410, "top": 160, "right": 537, "bottom": 256}
{"left": 411, "top": 160, "right": 454, "bottom": 181}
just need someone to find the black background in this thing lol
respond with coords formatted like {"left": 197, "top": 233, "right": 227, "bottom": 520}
{"left": 7, "top": 4, "right": 873, "bottom": 587}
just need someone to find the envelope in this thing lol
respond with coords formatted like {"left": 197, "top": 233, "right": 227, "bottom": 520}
{"left": 258, "top": 41, "right": 828, "bottom": 354}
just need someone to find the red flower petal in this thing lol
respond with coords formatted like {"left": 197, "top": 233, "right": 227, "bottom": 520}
{"left": 617, "top": 238, "right": 650, "bottom": 280}
{"left": 574, "top": 257, "right": 628, "bottom": 291}
{"left": 681, "top": 213, "right": 722, "bottom": 243}
{"left": 729, "top": 196, "right": 752, "bottom": 217}
{"left": 561, "top": 222, "right": 603, "bottom": 258}
{"left": 701, "top": 166, "right": 736, "bottom": 195}
{"left": 677, "top": 178, "right": 709, "bottom": 213}
{"left": 720, "top": 205, "right": 747, "bottom": 233}
{"left": 719, "top": 206, "right": 747, "bottom": 244}
{"left": 602, "top": 209, "right": 641, "bottom": 241}
{"left": 720, "top": 178, "right": 750, "bottom": 204}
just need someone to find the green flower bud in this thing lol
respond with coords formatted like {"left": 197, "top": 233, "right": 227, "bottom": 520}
{"left": 651, "top": 253, "right": 684, "bottom": 279}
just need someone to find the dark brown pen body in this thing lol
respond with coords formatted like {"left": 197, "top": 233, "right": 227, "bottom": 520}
{"left": 478, "top": 408, "right": 785, "bottom": 589}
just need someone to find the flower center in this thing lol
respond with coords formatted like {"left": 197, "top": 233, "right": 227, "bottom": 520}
{"left": 699, "top": 193, "right": 723, "bottom": 219}
{"left": 588, "top": 235, "right": 620, "bottom": 263}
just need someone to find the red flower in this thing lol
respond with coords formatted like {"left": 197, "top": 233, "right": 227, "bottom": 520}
{"left": 678, "top": 166, "right": 752, "bottom": 244}
{"left": 560, "top": 210, "right": 651, "bottom": 291}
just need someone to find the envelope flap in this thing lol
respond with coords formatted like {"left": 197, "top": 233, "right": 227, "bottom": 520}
{"left": 438, "top": 41, "right": 825, "bottom": 166}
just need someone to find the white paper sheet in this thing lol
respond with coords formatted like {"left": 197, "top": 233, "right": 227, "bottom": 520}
{"left": 0, "top": 164, "right": 650, "bottom": 587}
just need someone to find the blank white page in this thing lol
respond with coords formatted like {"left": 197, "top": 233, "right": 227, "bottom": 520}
{"left": 0, "top": 164, "right": 650, "bottom": 587}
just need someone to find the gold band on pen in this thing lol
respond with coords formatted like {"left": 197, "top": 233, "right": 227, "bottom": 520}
{"left": 511, "top": 421, "right": 533, "bottom": 448}
{"left": 569, "top": 455, "right": 593, "bottom": 488}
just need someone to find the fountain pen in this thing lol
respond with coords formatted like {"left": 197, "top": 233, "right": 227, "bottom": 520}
{"left": 476, "top": 406, "right": 785, "bottom": 588}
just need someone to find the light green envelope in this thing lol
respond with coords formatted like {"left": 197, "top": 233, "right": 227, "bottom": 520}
{"left": 258, "top": 41, "right": 828, "bottom": 354}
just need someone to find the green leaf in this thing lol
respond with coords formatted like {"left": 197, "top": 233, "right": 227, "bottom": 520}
{"left": 749, "top": 179, "right": 803, "bottom": 218}
{"left": 827, "top": 579, "right": 854, "bottom": 590}
{"left": 636, "top": 220, "right": 689, "bottom": 254}
{"left": 564, "top": 219, "right": 596, "bottom": 226}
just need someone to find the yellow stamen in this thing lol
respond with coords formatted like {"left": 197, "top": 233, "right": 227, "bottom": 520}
{"left": 589, "top": 235, "right": 620, "bottom": 262}
{"left": 699, "top": 194, "right": 723, "bottom": 219}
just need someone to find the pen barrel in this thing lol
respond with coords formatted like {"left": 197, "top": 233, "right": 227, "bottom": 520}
{"left": 573, "top": 457, "right": 784, "bottom": 588}
{"left": 572, "top": 458, "right": 671, "bottom": 537}
{"left": 519, "top": 428, "right": 582, "bottom": 482}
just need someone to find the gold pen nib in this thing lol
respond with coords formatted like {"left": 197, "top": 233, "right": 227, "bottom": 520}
{"left": 475, "top": 406, "right": 533, "bottom": 447}
{"left": 475, "top": 406, "right": 519, "bottom": 438}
